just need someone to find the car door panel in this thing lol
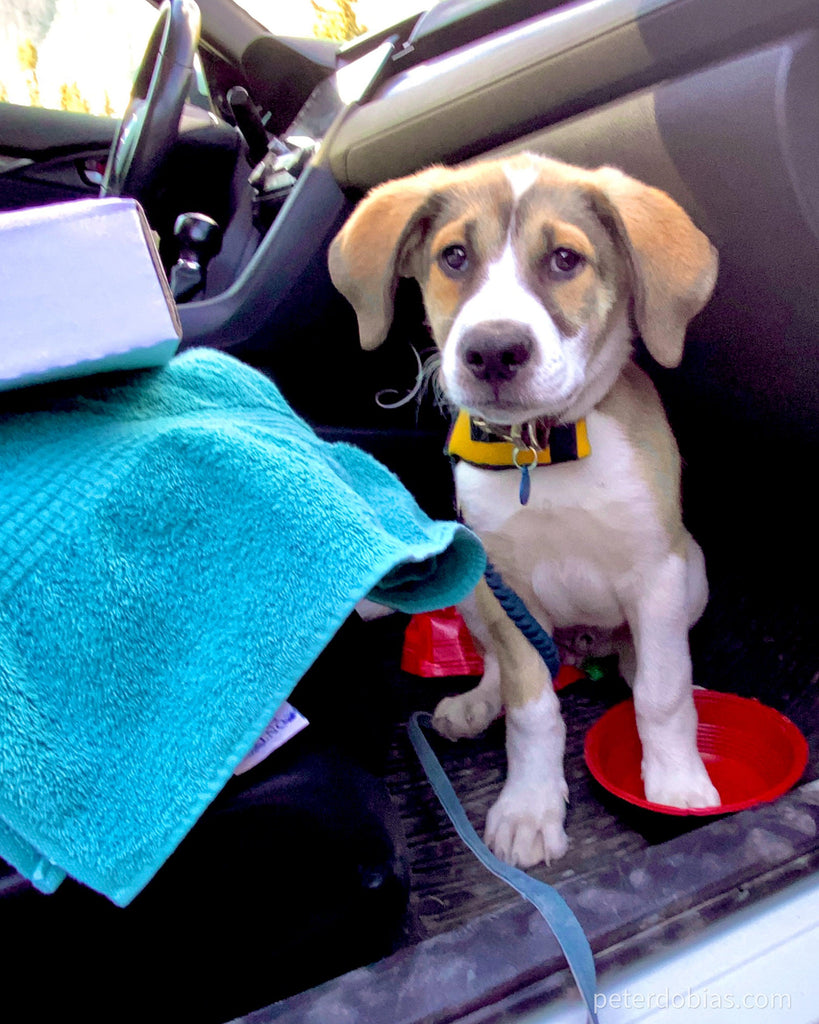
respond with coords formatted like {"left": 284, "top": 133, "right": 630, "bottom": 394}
{"left": 0, "top": 103, "right": 115, "bottom": 211}
{"left": 325, "top": 0, "right": 819, "bottom": 188}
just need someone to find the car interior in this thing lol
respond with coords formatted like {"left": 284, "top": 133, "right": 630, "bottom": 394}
{"left": 1, "top": 0, "right": 817, "bottom": 1021}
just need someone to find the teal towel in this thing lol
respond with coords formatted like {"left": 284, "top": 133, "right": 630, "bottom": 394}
{"left": 0, "top": 348, "right": 484, "bottom": 906}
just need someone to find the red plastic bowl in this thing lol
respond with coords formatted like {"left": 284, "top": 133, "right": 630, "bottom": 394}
{"left": 584, "top": 689, "right": 809, "bottom": 815}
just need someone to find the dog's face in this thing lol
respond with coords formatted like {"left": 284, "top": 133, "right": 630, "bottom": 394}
{"left": 404, "top": 160, "right": 634, "bottom": 425}
{"left": 329, "top": 153, "right": 718, "bottom": 425}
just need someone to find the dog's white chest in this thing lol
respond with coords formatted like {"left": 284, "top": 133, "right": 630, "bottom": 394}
{"left": 455, "top": 410, "right": 664, "bottom": 629}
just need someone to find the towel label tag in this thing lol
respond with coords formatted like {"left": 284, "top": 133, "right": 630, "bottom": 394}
{"left": 234, "top": 701, "right": 309, "bottom": 776}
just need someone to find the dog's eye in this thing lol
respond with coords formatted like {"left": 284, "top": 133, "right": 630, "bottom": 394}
{"left": 549, "top": 248, "right": 585, "bottom": 276}
{"left": 439, "top": 244, "right": 469, "bottom": 274}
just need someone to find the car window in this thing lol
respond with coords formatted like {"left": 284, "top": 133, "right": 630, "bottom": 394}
{"left": 0, "top": 0, "right": 157, "bottom": 117}
{"left": 236, "top": 0, "right": 432, "bottom": 41}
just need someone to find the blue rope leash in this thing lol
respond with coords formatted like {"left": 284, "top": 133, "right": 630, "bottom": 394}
{"left": 408, "top": 554, "right": 599, "bottom": 1015}
{"left": 483, "top": 562, "right": 561, "bottom": 678}
{"left": 408, "top": 712, "right": 600, "bottom": 1023}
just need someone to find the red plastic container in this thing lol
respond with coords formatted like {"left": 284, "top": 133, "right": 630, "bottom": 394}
{"left": 402, "top": 608, "right": 589, "bottom": 689}
{"left": 401, "top": 607, "right": 484, "bottom": 677}
{"left": 584, "top": 689, "right": 809, "bottom": 815}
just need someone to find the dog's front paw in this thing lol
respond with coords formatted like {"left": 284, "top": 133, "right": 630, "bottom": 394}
{"left": 485, "top": 782, "right": 570, "bottom": 868}
{"left": 432, "top": 690, "right": 501, "bottom": 741}
{"left": 643, "top": 759, "right": 720, "bottom": 810}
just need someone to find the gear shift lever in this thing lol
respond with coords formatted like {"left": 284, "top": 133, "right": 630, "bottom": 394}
{"left": 170, "top": 213, "right": 222, "bottom": 302}
{"left": 227, "top": 86, "right": 270, "bottom": 166}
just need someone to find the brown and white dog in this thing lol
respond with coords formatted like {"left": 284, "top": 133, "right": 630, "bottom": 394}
{"left": 329, "top": 152, "right": 720, "bottom": 868}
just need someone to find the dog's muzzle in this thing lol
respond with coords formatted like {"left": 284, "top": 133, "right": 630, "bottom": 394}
{"left": 460, "top": 320, "right": 535, "bottom": 385}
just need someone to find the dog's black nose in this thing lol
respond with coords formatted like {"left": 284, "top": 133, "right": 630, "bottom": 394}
{"left": 461, "top": 321, "right": 534, "bottom": 384}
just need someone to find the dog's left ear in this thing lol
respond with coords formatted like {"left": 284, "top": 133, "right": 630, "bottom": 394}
{"left": 329, "top": 165, "right": 454, "bottom": 351}
{"left": 591, "top": 168, "right": 718, "bottom": 367}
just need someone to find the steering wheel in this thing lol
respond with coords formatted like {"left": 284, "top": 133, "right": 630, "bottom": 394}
{"left": 101, "top": 0, "right": 201, "bottom": 203}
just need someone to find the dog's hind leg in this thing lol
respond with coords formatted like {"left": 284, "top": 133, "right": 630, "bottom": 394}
{"left": 432, "top": 584, "right": 502, "bottom": 740}
{"left": 470, "top": 580, "right": 569, "bottom": 867}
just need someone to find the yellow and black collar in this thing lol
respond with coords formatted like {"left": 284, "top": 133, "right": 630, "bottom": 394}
{"left": 446, "top": 410, "right": 591, "bottom": 504}
{"left": 447, "top": 410, "right": 590, "bottom": 469}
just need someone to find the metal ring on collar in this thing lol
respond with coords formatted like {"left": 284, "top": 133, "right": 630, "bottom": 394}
{"left": 512, "top": 444, "right": 539, "bottom": 469}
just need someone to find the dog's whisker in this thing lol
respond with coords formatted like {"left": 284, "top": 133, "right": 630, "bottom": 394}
{"left": 375, "top": 346, "right": 449, "bottom": 414}
{"left": 374, "top": 344, "right": 426, "bottom": 409}
{"left": 419, "top": 351, "right": 453, "bottom": 415}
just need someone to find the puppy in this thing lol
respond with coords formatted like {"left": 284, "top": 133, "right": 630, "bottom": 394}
{"left": 329, "top": 152, "right": 720, "bottom": 868}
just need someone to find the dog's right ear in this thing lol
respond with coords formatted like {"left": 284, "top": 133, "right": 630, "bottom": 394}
{"left": 328, "top": 166, "right": 452, "bottom": 350}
